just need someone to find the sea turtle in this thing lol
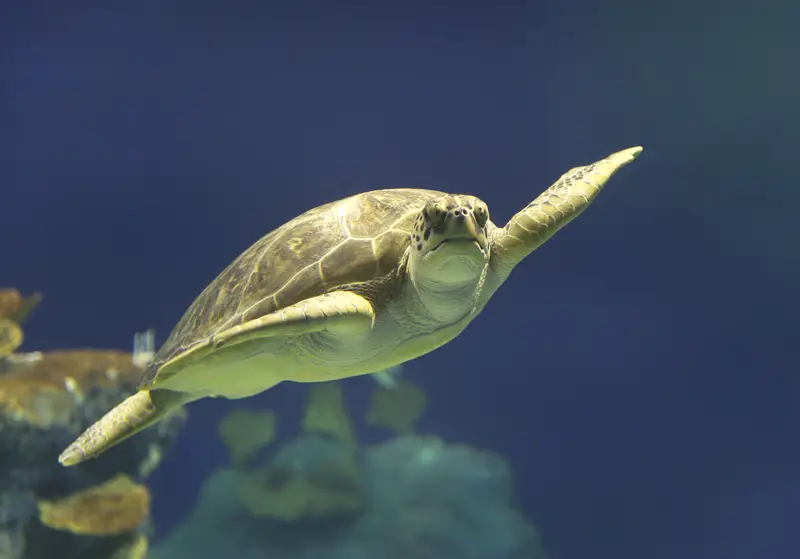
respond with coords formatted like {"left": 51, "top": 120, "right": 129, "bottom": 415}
{"left": 59, "top": 146, "right": 642, "bottom": 466}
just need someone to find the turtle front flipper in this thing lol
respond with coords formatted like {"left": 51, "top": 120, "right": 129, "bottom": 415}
{"left": 211, "top": 290, "right": 376, "bottom": 350}
{"left": 58, "top": 389, "right": 192, "bottom": 467}
{"left": 490, "top": 147, "right": 642, "bottom": 276}
{"left": 152, "top": 290, "right": 377, "bottom": 377}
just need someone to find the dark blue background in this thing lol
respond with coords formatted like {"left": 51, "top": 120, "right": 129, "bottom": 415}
{"left": 2, "top": 2, "right": 799, "bottom": 558}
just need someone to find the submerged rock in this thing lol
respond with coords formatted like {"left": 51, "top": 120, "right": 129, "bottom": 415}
{"left": 151, "top": 436, "right": 543, "bottom": 559}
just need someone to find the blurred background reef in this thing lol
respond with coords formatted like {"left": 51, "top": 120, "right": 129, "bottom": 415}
{"left": 0, "top": 287, "right": 542, "bottom": 559}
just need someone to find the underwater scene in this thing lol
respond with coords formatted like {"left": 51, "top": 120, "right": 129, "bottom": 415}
{"left": 0, "top": 291, "right": 540, "bottom": 558}
{"left": 2, "top": 2, "right": 798, "bottom": 559}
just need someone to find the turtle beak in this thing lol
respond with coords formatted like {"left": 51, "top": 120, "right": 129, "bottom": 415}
{"left": 428, "top": 212, "right": 488, "bottom": 255}
{"left": 463, "top": 214, "right": 488, "bottom": 252}
{"left": 445, "top": 212, "right": 488, "bottom": 252}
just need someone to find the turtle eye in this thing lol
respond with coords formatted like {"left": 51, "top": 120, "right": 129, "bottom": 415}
{"left": 473, "top": 205, "right": 489, "bottom": 228}
{"left": 424, "top": 203, "right": 446, "bottom": 227}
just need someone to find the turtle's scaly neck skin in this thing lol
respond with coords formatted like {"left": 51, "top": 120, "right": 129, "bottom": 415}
{"left": 400, "top": 256, "right": 487, "bottom": 329}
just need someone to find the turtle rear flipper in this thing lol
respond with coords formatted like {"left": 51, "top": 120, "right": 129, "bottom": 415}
{"left": 58, "top": 389, "right": 192, "bottom": 466}
{"left": 59, "top": 291, "right": 376, "bottom": 466}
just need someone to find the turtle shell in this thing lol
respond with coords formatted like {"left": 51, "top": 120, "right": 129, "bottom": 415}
{"left": 141, "top": 188, "right": 444, "bottom": 387}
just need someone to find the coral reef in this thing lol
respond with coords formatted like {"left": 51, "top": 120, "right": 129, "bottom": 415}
{"left": 151, "top": 437, "right": 542, "bottom": 559}
{"left": 366, "top": 377, "right": 427, "bottom": 436}
{"left": 239, "top": 435, "right": 364, "bottom": 521}
{"left": 230, "top": 383, "right": 364, "bottom": 522}
{"left": 109, "top": 534, "right": 148, "bottom": 559}
{"left": 0, "top": 289, "right": 41, "bottom": 357}
{"left": 301, "top": 383, "right": 357, "bottom": 447}
{"left": 152, "top": 378, "right": 543, "bottom": 558}
{"left": 0, "top": 288, "right": 185, "bottom": 558}
{"left": 37, "top": 474, "right": 150, "bottom": 536}
{"left": 217, "top": 409, "right": 277, "bottom": 468}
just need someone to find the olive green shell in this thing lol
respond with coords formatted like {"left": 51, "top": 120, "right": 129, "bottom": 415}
{"left": 140, "top": 188, "right": 445, "bottom": 388}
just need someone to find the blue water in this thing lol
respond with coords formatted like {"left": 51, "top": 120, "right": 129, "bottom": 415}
{"left": 2, "top": 2, "right": 799, "bottom": 558}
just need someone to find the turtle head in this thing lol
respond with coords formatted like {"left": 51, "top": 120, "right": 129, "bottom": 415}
{"left": 408, "top": 195, "right": 490, "bottom": 287}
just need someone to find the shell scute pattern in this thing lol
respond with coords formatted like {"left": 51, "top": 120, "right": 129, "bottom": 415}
{"left": 141, "top": 189, "right": 445, "bottom": 387}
